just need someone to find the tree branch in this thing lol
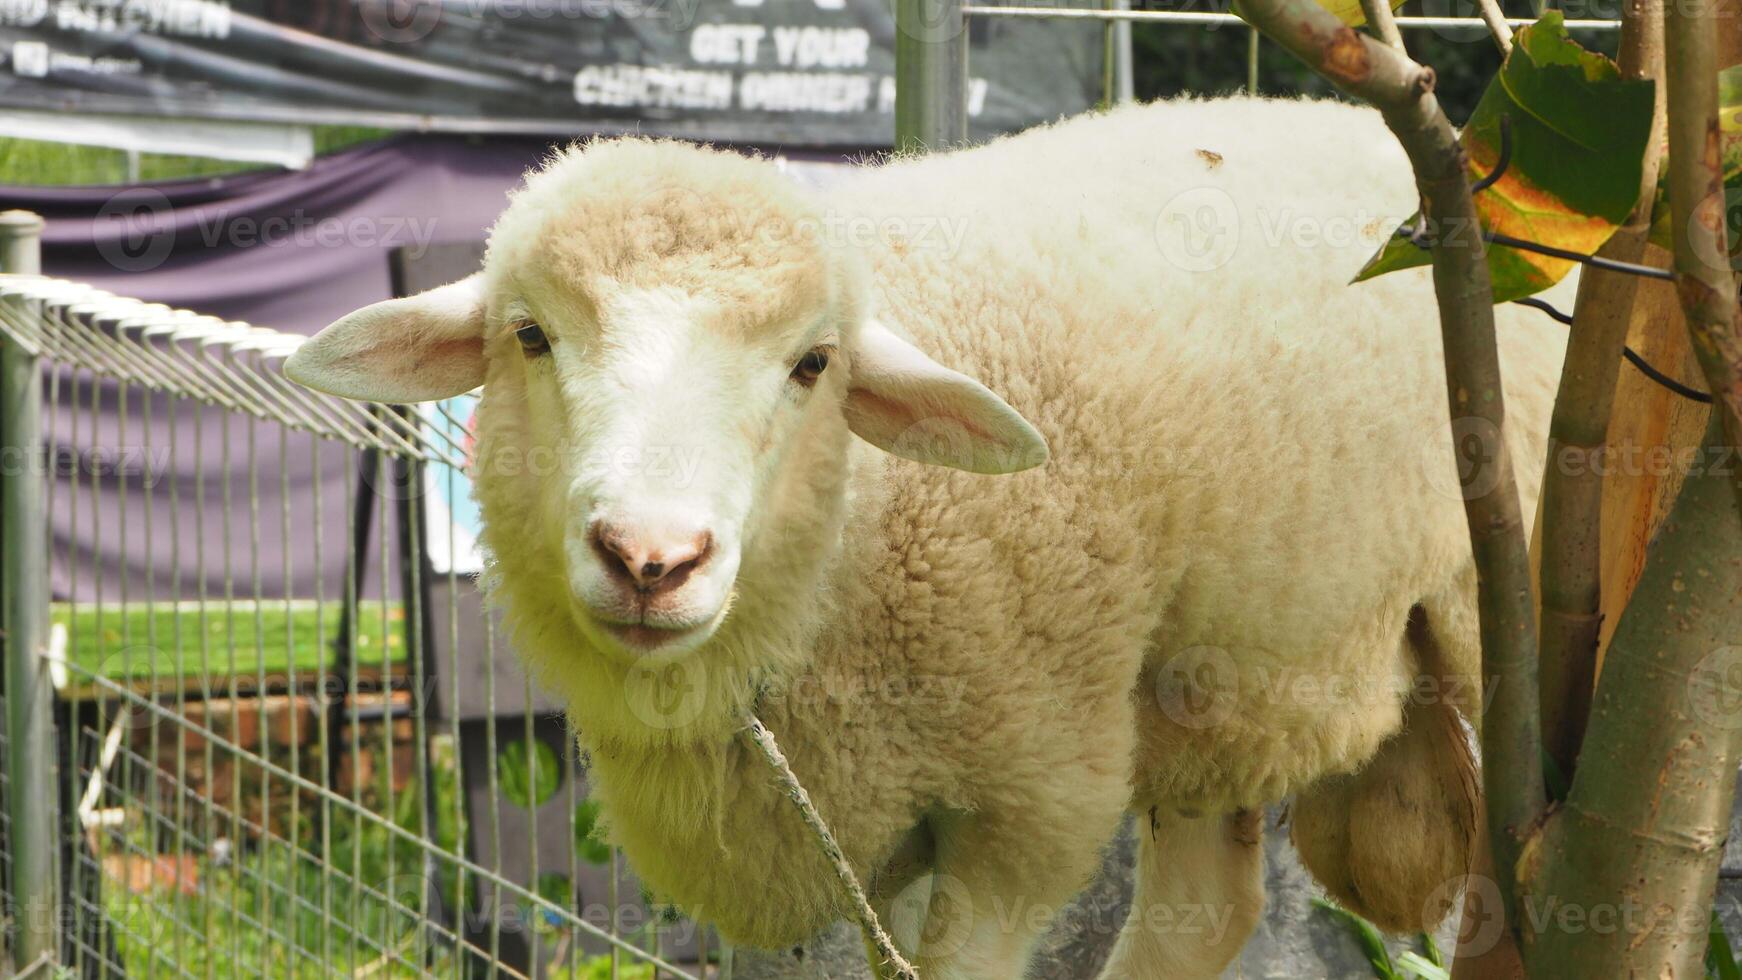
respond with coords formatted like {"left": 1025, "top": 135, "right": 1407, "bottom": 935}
{"left": 1523, "top": 6, "right": 1742, "bottom": 972}
{"left": 1536, "top": 0, "right": 1664, "bottom": 789}
{"left": 1666, "top": 0, "right": 1742, "bottom": 519}
{"left": 1235, "top": 0, "right": 1546, "bottom": 936}
{"left": 1475, "top": 0, "right": 1515, "bottom": 57}
{"left": 1525, "top": 414, "right": 1742, "bottom": 973}
{"left": 1361, "top": 0, "right": 1405, "bottom": 53}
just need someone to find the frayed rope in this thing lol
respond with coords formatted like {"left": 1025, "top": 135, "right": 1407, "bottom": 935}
{"left": 742, "top": 714, "right": 921, "bottom": 980}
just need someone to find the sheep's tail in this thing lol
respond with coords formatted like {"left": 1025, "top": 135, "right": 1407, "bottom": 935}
{"left": 1289, "top": 598, "right": 1482, "bottom": 933}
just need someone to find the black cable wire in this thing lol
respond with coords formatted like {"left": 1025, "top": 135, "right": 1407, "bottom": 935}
{"left": 1396, "top": 113, "right": 1712, "bottom": 405}
{"left": 1511, "top": 297, "right": 1715, "bottom": 404}
{"left": 1484, "top": 230, "right": 1676, "bottom": 282}
{"left": 1400, "top": 223, "right": 1678, "bottom": 282}
{"left": 1400, "top": 115, "right": 1678, "bottom": 282}
{"left": 1512, "top": 295, "right": 1574, "bottom": 325}
{"left": 1469, "top": 115, "right": 1513, "bottom": 195}
{"left": 1620, "top": 347, "right": 1715, "bottom": 404}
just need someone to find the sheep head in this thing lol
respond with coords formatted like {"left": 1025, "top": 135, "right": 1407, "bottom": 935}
{"left": 287, "top": 138, "right": 1046, "bottom": 739}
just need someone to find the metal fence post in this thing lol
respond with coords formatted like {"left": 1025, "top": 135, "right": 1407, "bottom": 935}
{"left": 895, "top": 0, "right": 969, "bottom": 153}
{"left": 1, "top": 210, "right": 56, "bottom": 970}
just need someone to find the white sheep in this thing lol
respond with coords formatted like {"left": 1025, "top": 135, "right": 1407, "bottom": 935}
{"left": 287, "top": 95, "right": 1572, "bottom": 979}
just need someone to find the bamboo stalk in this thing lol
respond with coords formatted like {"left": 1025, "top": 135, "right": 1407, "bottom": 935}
{"left": 1523, "top": 415, "right": 1742, "bottom": 973}
{"left": 1520, "top": 4, "right": 1742, "bottom": 972}
{"left": 1593, "top": 0, "right": 1742, "bottom": 668}
{"left": 1535, "top": 0, "right": 1665, "bottom": 786}
{"left": 1665, "top": 0, "right": 1742, "bottom": 518}
{"left": 1594, "top": 264, "right": 1710, "bottom": 666}
{"left": 1233, "top": 0, "right": 1545, "bottom": 937}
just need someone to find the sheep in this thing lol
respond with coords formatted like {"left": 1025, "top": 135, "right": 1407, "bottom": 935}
{"left": 285, "top": 94, "right": 1573, "bottom": 979}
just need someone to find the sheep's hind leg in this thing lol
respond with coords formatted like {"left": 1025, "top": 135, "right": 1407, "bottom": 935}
{"left": 1096, "top": 808, "right": 1266, "bottom": 980}
{"left": 1289, "top": 604, "right": 1480, "bottom": 933}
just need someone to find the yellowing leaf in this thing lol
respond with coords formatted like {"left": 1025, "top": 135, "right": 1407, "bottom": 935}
{"left": 1356, "top": 12, "right": 1656, "bottom": 303}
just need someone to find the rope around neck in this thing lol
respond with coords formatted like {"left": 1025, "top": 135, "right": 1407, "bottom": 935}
{"left": 742, "top": 714, "right": 921, "bottom": 980}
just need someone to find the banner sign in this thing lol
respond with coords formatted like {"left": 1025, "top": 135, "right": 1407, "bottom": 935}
{"left": 0, "top": 0, "right": 1105, "bottom": 145}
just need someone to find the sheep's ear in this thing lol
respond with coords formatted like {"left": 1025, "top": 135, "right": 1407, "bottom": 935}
{"left": 844, "top": 320, "right": 1048, "bottom": 474}
{"left": 286, "top": 275, "right": 487, "bottom": 403}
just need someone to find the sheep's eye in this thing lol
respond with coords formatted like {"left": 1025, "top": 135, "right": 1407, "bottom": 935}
{"left": 790, "top": 348, "right": 830, "bottom": 387}
{"left": 515, "top": 322, "right": 550, "bottom": 356}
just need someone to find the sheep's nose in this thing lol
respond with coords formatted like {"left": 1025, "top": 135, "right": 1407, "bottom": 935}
{"left": 590, "top": 520, "right": 712, "bottom": 594}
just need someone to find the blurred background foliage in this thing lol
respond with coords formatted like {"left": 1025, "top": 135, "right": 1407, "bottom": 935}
{"left": 1132, "top": 0, "right": 1620, "bottom": 120}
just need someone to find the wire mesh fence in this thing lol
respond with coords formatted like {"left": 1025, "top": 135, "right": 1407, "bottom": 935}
{"left": 0, "top": 259, "right": 727, "bottom": 979}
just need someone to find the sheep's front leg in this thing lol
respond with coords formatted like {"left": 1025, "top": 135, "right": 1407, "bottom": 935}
{"left": 1097, "top": 808, "right": 1266, "bottom": 979}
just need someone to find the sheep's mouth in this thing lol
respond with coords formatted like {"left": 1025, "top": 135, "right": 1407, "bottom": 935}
{"left": 599, "top": 618, "right": 709, "bottom": 652}
{"left": 578, "top": 599, "right": 732, "bottom": 658}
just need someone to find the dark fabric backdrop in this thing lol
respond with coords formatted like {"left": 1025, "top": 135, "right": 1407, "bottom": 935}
{"left": 2, "top": 135, "right": 585, "bottom": 601}
{"left": 7, "top": 134, "right": 553, "bottom": 332}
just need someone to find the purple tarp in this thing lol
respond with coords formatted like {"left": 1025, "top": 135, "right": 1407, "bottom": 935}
{"left": 3, "top": 134, "right": 564, "bottom": 601}
{"left": 7, "top": 134, "right": 553, "bottom": 332}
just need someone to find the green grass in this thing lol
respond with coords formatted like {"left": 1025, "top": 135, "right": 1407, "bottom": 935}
{"left": 1315, "top": 898, "right": 1448, "bottom": 980}
{"left": 93, "top": 733, "right": 675, "bottom": 979}
{"left": 53, "top": 600, "right": 404, "bottom": 688}
{"left": 56, "top": 600, "right": 694, "bottom": 977}
{"left": 100, "top": 758, "right": 457, "bottom": 978}
{"left": 0, "top": 126, "right": 392, "bottom": 187}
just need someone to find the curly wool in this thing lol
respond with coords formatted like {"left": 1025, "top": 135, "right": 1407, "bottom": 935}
{"left": 471, "top": 95, "right": 1571, "bottom": 978}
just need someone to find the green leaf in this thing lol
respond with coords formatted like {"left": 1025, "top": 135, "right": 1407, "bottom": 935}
{"left": 1721, "top": 65, "right": 1742, "bottom": 130}
{"left": 1314, "top": 897, "right": 1401, "bottom": 980}
{"left": 1708, "top": 909, "right": 1742, "bottom": 980}
{"left": 497, "top": 737, "right": 561, "bottom": 809}
{"left": 1356, "top": 12, "right": 1657, "bottom": 303}
{"left": 573, "top": 798, "right": 614, "bottom": 866}
{"left": 1420, "top": 931, "right": 1446, "bottom": 968}
{"left": 1398, "top": 950, "right": 1452, "bottom": 980}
